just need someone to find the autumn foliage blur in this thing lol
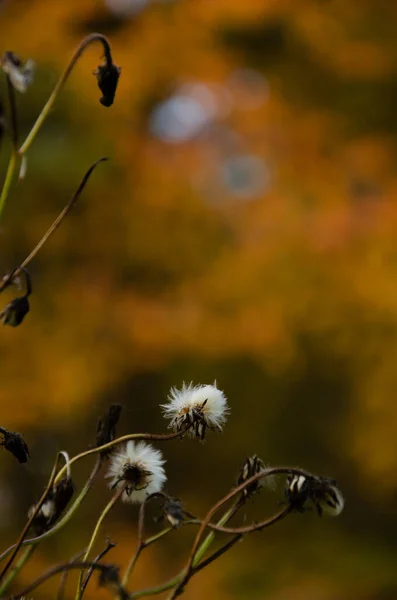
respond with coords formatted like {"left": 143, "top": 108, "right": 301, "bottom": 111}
{"left": 0, "top": 0, "right": 397, "bottom": 598}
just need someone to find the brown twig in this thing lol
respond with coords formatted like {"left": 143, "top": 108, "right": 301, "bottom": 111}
{"left": 0, "top": 456, "right": 102, "bottom": 564}
{"left": 4, "top": 561, "right": 122, "bottom": 600}
{"left": 0, "top": 157, "right": 108, "bottom": 295}
{"left": 57, "top": 549, "right": 87, "bottom": 600}
{"left": 0, "top": 452, "right": 64, "bottom": 582}
{"left": 193, "top": 534, "right": 242, "bottom": 575}
{"left": 80, "top": 539, "right": 116, "bottom": 595}
{"left": 170, "top": 467, "right": 308, "bottom": 598}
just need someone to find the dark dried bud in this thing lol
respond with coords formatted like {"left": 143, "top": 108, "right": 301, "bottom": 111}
{"left": 96, "top": 404, "right": 122, "bottom": 456}
{"left": 1, "top": 51, "right": 35, "bottom": 93}
{"left": 0, "top": 429, "right": 29, "bottom": 463}
{"left": 52, "top": 477, "right": 75, "bottom": 520}
{"left": 95, "top": 62, "right": 120, "bottom": 107}
{"left": 163, "top": 498, "right": 185, "bottom": 528}
{"left": 98, "top": 565, "right": 128, "bottom": 600}
{"left": 285, "top": 474, "right": 344, "bottom": 517}
{"left": 0, "top": 295, "right": 30, "bottom": 327}
{"left": 237, "top": 455, "right": 265, "bottom": 498}
{"left": 30, "top": 477, "right": 75, "bottom": 534}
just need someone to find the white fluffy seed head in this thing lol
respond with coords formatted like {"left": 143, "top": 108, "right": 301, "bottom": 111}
{"left": 106, "top": 441, "right": 166, "bottom": 504}
{"left": 161, "top": 381, "right": 229, "bottom": 439}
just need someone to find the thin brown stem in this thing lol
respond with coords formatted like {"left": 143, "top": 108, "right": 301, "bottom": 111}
{"left": 80, "top": 539, "right": 115, "bottom": 595}
{"left": 0, "top": 457, "right": 102, "bottom": 564}
{"left": 0, "top": 451, "right": 63, "bottom": 583}
{"left": 4, "top": 561, "right": 121, "bottom": 600}
{"left": 57, "top": 549, "right": 87, "bottom": 600}
{"left": 193, "top": 534, "right": 242, "bottom": 575}
{"left": 54, "top": 429, "right": 188, "bottom": 485}
{"left": 122, "top": 493, "right": 165, "bottom": 587}
{"left": 18, "top": 34, "right": 113, "bottom": 156}
{"left": 170, "top": 467, "right": 307, "bottom": 597}
{"left": 0, "top": 157, "right": 107, "bottom": 295}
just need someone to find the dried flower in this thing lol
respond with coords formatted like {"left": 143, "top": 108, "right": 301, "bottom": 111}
{"left": 285, "top": 474, "right": 344, "bottom": 517}
{"left": 1, "top": 52, "right": 35, "bottom": 93}
{"left": 95, "top": 62, "right": 120, "bottom": 107}
{"left": 237, "top": 455, "right": 266, "bottom": 498}
{"left": 0, "top": 295, "right": 29, "bottom": 327}
{"left": 106, "top": 441, "right": 166, "bottom": 504}
{"left": 29, "top": 477, "right": 75, "bottom": 534}
{"left": 96, "top": 404, "right": 122, "bottom": 455}
{"left": 0, "top": 428, "right": 29, "bottom": 463}
{"left": 163, "top": 497, "right": 185, "bottom": 528}
{"left": 98, "top": 565, "right": 129, "bottom": 600}
{"left": 161, "top": 382, "right": 229, "bottom": 440}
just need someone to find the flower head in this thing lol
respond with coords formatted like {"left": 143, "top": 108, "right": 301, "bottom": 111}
{"left": 1, "top": 52, "right": 35, "bottom": 93}
{"left": 106, "top": 441, "right": 166, "bottom": 504}
{"left": 29, "top": 476, "right": 75, "bottom": 534}
{"left": 285, "top": 474, "right": 344, "bottom": 517}
{"left": 0, "top": 296, "right": 30, "bottom": 327}
{"left": 161, "top": 382, "right": 229, "bottom": 440}
{"left": 95, "top": 62, "right": 120, "bottom": 107}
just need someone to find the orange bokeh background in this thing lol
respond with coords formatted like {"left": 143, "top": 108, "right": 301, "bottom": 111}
{"left": 0, "top": 0, "right": 397, "bottom": 598}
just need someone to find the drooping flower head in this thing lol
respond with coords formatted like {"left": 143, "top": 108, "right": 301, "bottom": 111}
{"left": 106, "top": 441, "right": 166, "bottom": 504}
{"left": 161, "top": 382, "right": 229, "bottom": 440}
{"left": 285, "top": 474, "right": 344, "bottom": 517}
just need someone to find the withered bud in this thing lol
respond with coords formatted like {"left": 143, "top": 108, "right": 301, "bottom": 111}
{"left": 1, "top": 51, "right": 35, "bottom": 93}
{"left": 237, "top": 455, "right": 265, "bottom": 498}
{"left": 163, "top": 497, "right": 185, "bottom": 529}
{"left": 0, "top": 295, "right": 30, "bottom": 327}
{"left": 52, "top": 476, "right": 75, "bottom": 518}
{"left": 285, "top": 474, "right": 344, "bottom": 517}
{"left": 30, "top": 477, "right": 75, "bottom": 534}
{"left": 96, "top": 404, "right": 122, "bottom": 456}
{"left": 0, "top": 429, "right": 29, "bottom": 463}
{"left": 98, "top": 565, "right": 129, "bottom": 600}
{"left": 95, "top": 62, "right": 120, "bottom": 107}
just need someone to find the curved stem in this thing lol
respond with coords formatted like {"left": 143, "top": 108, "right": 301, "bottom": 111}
{"left": 0, "top": 151, "right": 17, "bottom": 220}
{"left": 0, "top": 458, "right": 101, "bottom": 565}
{"left": 0, "top": 544, "right": 36, "bottom": 596}
{"left": 0, "top": 73, "right": 20, "bottom": 222}
{"left": 0, "top": 157, "right": 107, "bottom": 295}
{"left": 54, "top": 429, "right": 187, "bottom": 486}
{"left": 4, "top": 560, "right": 118, "bottom": 600}
{"left": 129, "top": 505, "right": 238, "bottom": 599}
{"left": 18, "top": 33, "right": 113, "bottom": 156}
{"left": 0, "top": 451, "right": 63, "bottom": 582}
{"left": 75, "top": 484, "right": 125, "bottom": 600}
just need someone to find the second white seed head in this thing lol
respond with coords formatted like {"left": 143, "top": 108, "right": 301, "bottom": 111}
{"left": 161, "top": 382, "right": 229, "bottom": 440}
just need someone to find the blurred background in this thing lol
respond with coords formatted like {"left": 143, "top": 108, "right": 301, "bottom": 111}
{"left": 0, "top": 0, "right": 396, "bottom": 597}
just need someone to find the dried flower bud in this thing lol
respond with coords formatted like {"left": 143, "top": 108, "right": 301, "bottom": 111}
{"left": 285, "top": 474, "right": 344, "bottom": 517}
{"left": 0, "top": 295, "right": 30, "bottom": 327}
{"left": 0, "top": 429, "right": 29, "bottom": 463}
{"left": 29, "top": 477, "right": 75, "bottom": 534}
{"left": 95, "top": 62, "right": 120, "bottom": 107}
{"left": 1, "top": 52, "right": 35, "bottom": 93}
{"left": 237, "top": 455, "right": 265, "bottom": 498}
{"left": 163, "top": 498, "right": 185, "bottom": 528}
{"left": 96, "top": 404, "right": 122, "bottom": 454}
{"left": 98, "top": 565, "right": 128, "bottom": 600}
{"left": 52, "top": 477, "right": 75, "bottom": 519}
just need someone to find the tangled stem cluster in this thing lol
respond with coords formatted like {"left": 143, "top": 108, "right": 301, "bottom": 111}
{"left": 0, "top": 34, "right": 344, "bottom": 600}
